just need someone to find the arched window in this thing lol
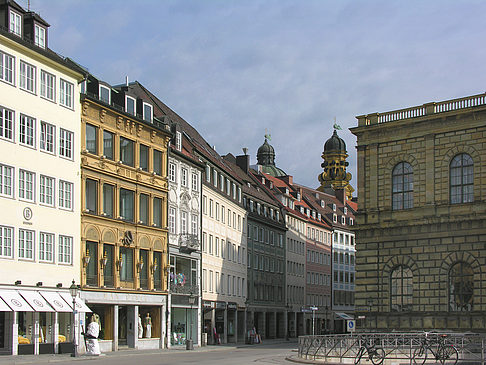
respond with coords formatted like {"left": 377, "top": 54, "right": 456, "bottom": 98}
{"left": 392, "top": 162, "right": 413, "bottom": 210}
{"left": 449, "top": 262, "right": 473, "bottom": 311}
{"left": 390, "top": 265, "right": 413, "bottom": 312}
{"left": 450, "top": 154, "right": 473, "bottom": 204}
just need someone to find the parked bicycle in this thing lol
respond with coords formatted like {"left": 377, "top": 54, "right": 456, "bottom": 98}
{"left": 412, "top": 333, "right": 458, "bottom": 365}
{"left": 355, "top": 337, "right": 385, "bottom": 365}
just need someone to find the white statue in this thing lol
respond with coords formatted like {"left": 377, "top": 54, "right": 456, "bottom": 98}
{"left": 84, "top": 313, "right": 101, "bottom": 356}
{"left": 144, "top": 313, "right": 152, "bottom": 338}
{"left": 138, "top": 315, "right": 143, "bottom": 339}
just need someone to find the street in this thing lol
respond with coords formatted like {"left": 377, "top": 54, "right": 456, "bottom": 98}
{"left": 0, "top": 341, "right": 299, "bottom": 365}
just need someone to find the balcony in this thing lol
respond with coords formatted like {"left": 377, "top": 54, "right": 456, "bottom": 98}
{"left": 170, "top": 283, "right": 199, "bottom": 295}
{"left": 179, "top": 234, "right": 200, "bottom": 253}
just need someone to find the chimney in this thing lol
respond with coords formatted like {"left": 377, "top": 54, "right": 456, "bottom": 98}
{"left": 236, "top": 155, "right": 250, "bottom": 174}
{"left": 280, "top": 175, "right": 293, "bottom": 185}
{"left": 335, "top": 188, "right": 346, "bottom": 204}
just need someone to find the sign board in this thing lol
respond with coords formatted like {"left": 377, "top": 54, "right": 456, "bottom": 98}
{"left": 347, "top": 320, "right": 356, "bottom": 333}
{"left": 310, "top": 306, "right": 318, "bottom": 311}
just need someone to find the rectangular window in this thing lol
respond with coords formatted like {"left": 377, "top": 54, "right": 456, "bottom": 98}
{"left": 143, "top": 102, "right": 153, "bottom": 122}
{"left": 153, "top": 197, "right": 162, "bottom": 228}
{"left": 0, "top": 226, "right": 13, "bottom": 258}
{"left": 99, "top": 85, "right": 111, "bottom": 104}
{"left": 120, "top": 246, "right": 134, "bottom": 282}
{"left": 39, "top": 232, "right": 54, "bottom": 262}
{"left": 215, "top": 202, "right": 219, "bottom": 221}
{"left": 103, "top": 130, "right": 114, "bottom": 160}
{"left": 85, "top": 124, "right": 98, "bottom": 154}
{"left": 205, "top": 165, "right": 210, "bottom": 182}
{"left": 209, "top": 235, "right": 213, "bottom": 255}
{"left": 39, "top": 175, "right": 54, "bottom": 206}
{"left": 181, "top": 168, "right": 188, "bottom": 187}
{"left": 125, "top": 95, "right": 136, "bottom": 115}
{"left": 139, "top": 144, "right": 149, "bottom": 171}
{"left": 40, "top": 70, "right": 55, "bottom": 101}
{"left": 58, "top": 235, "right": 72, "bottom": 264}
{"left": 221, "top": 206, "right": 225, "bottom": 224}
{"left": 215, "top": 237, "right": 219, "bottom": 256}
{"left": 191, "top": 173, "right": 198, "bottom": 191}
{"left": 191, "top": 214, "right": 198, "bottom": 235}
{"left": 0, "top": 164, "right": 13, "bottom": 198}
{"left": 102, "top": 184, "right": 114, "bottom": 217}
{"left": 19, "top": 170, "right": 35, "bottom": 202}
{"left": 0, "top": 51, "right": 14, "bottom": 84}
{"left": 153, "top": 150, "right": 163, "bottom": 175}
{"left": 139, "top": 193, "right": 149, "bottom": 224}
{"left": 169, "top": 162, "right": 176, "bottom": 182}
{"left": 181, "top": 211, "right": 187, "bottom": 234}
{"left": 202, "top": 232, "right": 207, "bottom": 252}
{"left": 120, "top": 188, "right": 134, "bottom": 222}
{"left": 169, "top": 207, "right": 176, "bottom": 234}
{"left": 119, "top": 137, "right": 134, "bottom": 166}
{"left": 40, "top": 121, "right": 55, "bottom": 153}
{"left": 20, "top": 61, "right": 36, "bottom": 93}
{"left": 60, "top": 79, "right": 74, "bottom": 108}
{"left": 34, "top": 25, "right": 46, "bottom": 48}
{"left": 9, "top": 11, "right": 21, "bottom": 36}
{"left": 20, "top": 115, "right": 35, "bottom": 147}
{"left": 18, "top": 229, "right": 34, "bottom": 260}
{"left": 59, "top": 128, "right": 73, "bottom": 159}
{"left": 85, "top": 179, "right": 98, "bottom": 214}
{"left": 58, "top": 180, "right": 73, "bottom": 210}
{"left": 176, "top": 131, "right": 182, "bottom": 151}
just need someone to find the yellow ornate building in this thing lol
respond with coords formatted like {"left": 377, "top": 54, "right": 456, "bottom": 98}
{"left": 79, "top": 75, "right": 171, "bottom": 351}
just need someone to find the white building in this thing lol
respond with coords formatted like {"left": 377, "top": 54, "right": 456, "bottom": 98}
{"left": 0, "top": 0, "right": 85, "bottom": 356}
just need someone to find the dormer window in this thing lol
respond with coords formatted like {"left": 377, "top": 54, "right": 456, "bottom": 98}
{"left": 332, "top": 203, "right": 336, "bottom": 212}
{"left": 9, "top": 11, "right": 21, "bottom": 37}
{"left": 276, "top": 211, "right": 279, "bottom": 221}
{"left": 286, "top": 188, "right": 289, "bottom": 194}
{"left": 257, "top": 203, "right": 261, "bottom": 214}
{"left": 176, "top": 131, "right": 182, "bottom": 151}
{"left": 125, "top": 96, "right": 136, "bottom": 116}
{"left": 238, "top": 187, "right": 241, "bottom": 202}
{"left": 318, "top": 213, "right": 321, "bottom": 220}
{"left": 312, "top": 211, "right": 316, "bottom": 219}
{"left": 300, "top": 206, "right": 304, "bottom": 214}
{"left": 306, "top": 208, "right": 310, "bottom": 217}
{"left": 321, "top": 200, "right": 325, "bottom": 208}
{"left": 143, "top": 102, "right": 153, "bottom": 122}
{"left": 341, "top": 216, "right": 346, "bottom": 225}
{"left": 344, "top": 207, "right": 348, "bottom": 215}
{"left": 34, "top": 25, "right": 46, "bottom": 48}
{"left": 270, "top": 209, "right": 274, "bottom": 219}
{"left": 350, "top": 218, "right": 354, "bottom": 225}
{"left": 297, "top": 193, "right": 301, "bottom": 201}
{"left": 333, "top": 214, "right": 337, "bottom": 223}
{"left": 99, "top": 85, "right": 111, "bottom": 104}
{"left": 250, "top": 200, "right": 254, "bottom": 212}
{"left": 263, "top": 206, "right": 267, "bottom": 216}
{"left": 205, "top": 165, "right": 210, "bottom": 182}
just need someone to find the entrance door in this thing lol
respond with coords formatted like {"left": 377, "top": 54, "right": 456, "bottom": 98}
{"left": 118, "top": 306, "right": 127, "bottom": 346}
{"left": 0, "top": 312, "right": 4, "bottom": 349}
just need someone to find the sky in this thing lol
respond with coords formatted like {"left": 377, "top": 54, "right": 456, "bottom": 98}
{"left": 25, "top": 0, "right": 486, "bottom": 189}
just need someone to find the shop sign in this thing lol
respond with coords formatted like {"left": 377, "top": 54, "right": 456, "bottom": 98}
{"left": 215, "top": 302, "right": 226, "bottom": 310}
{"left": 227, "top": 303, "right": 237, "bottom": 310}
{"left": 203, "top": 301, "right": 214, "bottom": 309}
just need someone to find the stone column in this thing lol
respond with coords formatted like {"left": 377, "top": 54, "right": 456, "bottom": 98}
{"left": 112, "top": 305, "right": 119, "bottom": 352}
{"left": 53, "top": 312, "right": 59, "bottom": 354}
{"left": 166, "top": 295, "right": 171, "bottom": 349}
{"left": 9, "top": 311, "right": 18, "bottom": 355}
{"left": 33, "top": 312, "right": 39, "bottom": 355}
{"left": 161, "top": 304, "right": 166, "bottom": 349}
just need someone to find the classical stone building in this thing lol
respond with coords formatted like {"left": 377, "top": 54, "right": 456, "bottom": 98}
{"left": 350, "top": 93, "right": 486, "bottom": 332}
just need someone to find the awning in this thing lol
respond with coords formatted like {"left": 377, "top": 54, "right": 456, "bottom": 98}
{"left": 0, "top": 290, "right": 33, "bottom": 311}
{"left": 59, "top": 293, "right": 91, "bottom": 313}
{"left": 18, "top": 291, "right": 54, "bottom": 312}
{"left": 39, "top": 291, "right": 72, "bottom": 312}
{"left": 0, "top": 297, "right": 12, "bottom": 311}
{"left": 335, "top": 312, "right": 354, "bottom": 320}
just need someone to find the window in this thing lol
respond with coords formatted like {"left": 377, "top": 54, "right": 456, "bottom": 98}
{"left": 139, "top": 144, "right": 149, "bottom": 171}
{"left": 103, "top": 130, "right": 114, "bottom": 160}
{"left": 449, "top": 262, "right": 473, "bottom": 311}
{"left": 0, "top": 226, "right": 13, "bottom": 258}
{"left": 60, "top": 79, "right": 74, "bottom": 108}
{"left": 125, "top": 95, "right": 136, "bottom": 115}
{"left": 139, "top": 194, "right": 149, "bottom": 224}
{"left": 220, "top": 175, "right": 224, "bottom": 192}
{"left": 205, "top": 165, "right": 210, "bottom": 182}
{"left": 102, "top": 184, "right": 114, "bottom": 217}
{"left": 221, "top": 206, "right": 225, "bottom": 224}
{"left": 392, "top": 162, "right": 413, "bottom": 210}
{"left": 176, "top": 131, "right": 182, "bottom": 151}
{"left": 20, "top": 115, "right": 35, "bottom": 147}
{"left": 99, "top": 85, "right": 111, "bottom": 104}
{"left": 59, "top": 129, "right": 73, "bottom": 159}
{"left": 390, "top": 265, "right": 413, "bottom": 312}
{"left": 34, "top": 24, "right": 46, "bottom": 48}
{"left": 39, "top": 175, "right": 54, "bottom": 206}
{"left": 40, "top": 121, "right": 55, "bottom": 153}
{"left": 181, "top": 211, "right": 187, "bottom": 233}
{"left": 9, "top": 11, "right": 21, "bottom": 36}
{"left": 19, "top": 170, "right": 35, "bottom": 202}
{"left": 120, "top": 247, "right": 134, "bottom": 282}
{"left": 192, "top": 173, "right": 198, "bottom": 191}
{"left": 119, "top": 137, "right": 134, "bottom": 166}
{"left": 181, "top": 168, "right": 188, "bottom": 187}
{"left": 58, "top": 235, "right": 72, "bottom": 264}
{"left": 0, "top": 52, "right": 14, "bottom": 85}
{"left": 169, "top": 162, "right": 176, "bottom": 182}
{"left": 0, "top": 164, "right": 13, "bottom": 197}
{"left": 85, "top": 124, "right": 98, "bottom": 154}
{"left": 85, "top": 179, "right": 98, "bottom": 214}
{"left": 153, "top": 197, "right": 162, "bottom": 228}
{"left": 143, "top": 102, "right": 153, "bottom": 122}
{"left": 450, "top": 154, "right": 474, "bottom": 204}
{"left": 20, "top": 61, "right": 36, "bottom": 93}
{"left": 119, "top": 188, "right": 134, "bottom": 222}
{"left": 18, "top": 229, "right": 34, "bottom": 260}
{"left": 39, "top": 232, "right": 54, "bottom": 262}
{"left": 191, "top": 214, "right": 198, "bottom": 235}
{"left": 153, "top": 150, "right": 162, "bottom": 175}
{"left": 40, "top": 71, "right": 55, "bottom": 101}
{"left": 169, "top": 207, "right": 176, "bottom": 234}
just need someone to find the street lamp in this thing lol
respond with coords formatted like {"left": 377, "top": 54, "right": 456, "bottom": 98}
{"left": 69, "top": 280, "right": 79, "bottom": 357}
{"left": 186, "top": 292, "right": 196, "bottom": 350}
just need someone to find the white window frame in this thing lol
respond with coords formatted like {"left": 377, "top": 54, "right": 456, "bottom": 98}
{"left": 0, "top": 51, "right": 15, "bottom": 85}
{"left": 9, "top": 10, "right": 21, "bottom": 36}
{"left": 191, "top": 214, "right": 198, "bottom": 235}
{"left": 0, "top": 164, "right": 14, "bottom": 198}
{"left": 181, "top": 168, "right": 188, "bottom": 187}
{"left": 20, "top": 61, "right": 36, "bottom": 93}
{"left": 20, "top": 114, "right": 35, "bottom": 148}
{"left": 40, "top": 70, "right": 55, "bottom": 101}
{"left": 0, "top": 225, "right": 13, "bottom": 258}
{"left": 58, "top": 235, "right": 72, "bottom": 264}
{"left": 176, "top": 131, "right": 182, "bottom": 151}
{"left": 0, "top": 106, "right": 14, "bottom": 142}
{"left": 125, "top": 95, "right": 136, "bottom": 115}
{"left": 34, "top": 24, "right": 46, "bottom": 48}
{"left": 169, "top": 207, "right": 176, "bottom": 234}
{"left": 169, "top": 162, "right": 176, "bottom": 183}
{"left": 60, "top": 79, "right": 74, "bottom": 109}
{"left": 39, "top": 232, "right": 54, "bottom": 262}
{"left": 59, "top": 128, "right": 73, "bottom": 159}
{"left": 99, "top": 85, "right": 111, "bottom": 104}
{"left": 18, "top": 229, "right": 34, "bottom": 260}
{"left": 19, "top": 169, "right": 35, "bottom": 202}
{"left": 40, "top": 175, "right": 55, "bottom": 207}
{"left": 40, "top": 121, "right": 55, "bottom": 154}
{"left": 58, "top": 180, "right": 73, "bottom": 210}
{"left": 191, "top": 173, "right": 198, "bottom": 191}
{"left": 181, "top": 211, "right": 187, "bottom": 234}
{"left": 143, "top": 102, "right": 153, "bottom": 122}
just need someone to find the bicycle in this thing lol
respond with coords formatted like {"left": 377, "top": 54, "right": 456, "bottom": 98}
{"left": 412, "top": 333, "right": 458, "bottom": 365}
{"left": 355, "top": 337, "right": 385, "bottom": 365}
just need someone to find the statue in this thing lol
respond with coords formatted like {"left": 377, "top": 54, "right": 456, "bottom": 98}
{"left": 144, "top": 312, "right": 152, "bottom": 338}
{"left": 84, "top": 313, "right": 101, "bottom": 356}
{"left": 138, "top": 314, "right": 143, "bottom": 339}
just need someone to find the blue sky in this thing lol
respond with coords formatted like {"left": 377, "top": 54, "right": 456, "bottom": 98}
{"left": 27, "top": 0, "right": 486, "bottom": 189}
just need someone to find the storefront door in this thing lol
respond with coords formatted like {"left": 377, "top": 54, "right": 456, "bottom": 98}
{"left": 118, "top": 306, "right": 127, "bottom": 346}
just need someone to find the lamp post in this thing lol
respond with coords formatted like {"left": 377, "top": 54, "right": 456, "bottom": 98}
{"left": 186, "top": 292, "right": 195, "bottom": 350}
{"left": 69, "top": 280, "right": 79, "bottom": 357}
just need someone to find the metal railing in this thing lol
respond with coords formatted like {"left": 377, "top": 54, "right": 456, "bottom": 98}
{"left": 298, "top": 332, "right": 486, "bottom": 363}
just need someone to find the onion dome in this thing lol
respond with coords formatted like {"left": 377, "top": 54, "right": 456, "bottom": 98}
{"left": 257, "top": 138, "right": 275, "bottom": 166}
{"left": 324, "top": 130, "right": 346, "bottom": 153}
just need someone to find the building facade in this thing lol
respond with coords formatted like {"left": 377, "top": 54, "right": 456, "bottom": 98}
{"left": 351, "top": 93, "right": 486, "bottom": 332}
{"left": 0, "top": 0, "right": 85, "bottom": 355}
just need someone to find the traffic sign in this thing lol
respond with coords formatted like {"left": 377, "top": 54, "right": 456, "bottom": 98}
{"left": 309, "top": 306, "right": 318, "bottom": 311}
{"left": 347, "top": 320, "right": 355, "bottom": 333}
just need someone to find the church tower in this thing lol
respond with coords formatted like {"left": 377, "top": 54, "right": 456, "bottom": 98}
{"left": 256, "top": 135, "right": 287, "bottom": 177}
{"left": 317, "top": 128, "right": 354, "bottom": 199}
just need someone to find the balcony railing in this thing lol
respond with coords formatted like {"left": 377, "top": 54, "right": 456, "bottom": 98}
{"left": 178, "top": 234, "right": 200, "bottom": 253}
{"left": 170, "top": 283, "right": 199, "bottom": 295}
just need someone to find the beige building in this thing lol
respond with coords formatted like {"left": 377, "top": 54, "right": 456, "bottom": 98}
{"left": 351, "top": 93, "right": 486, "bottom": 332}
